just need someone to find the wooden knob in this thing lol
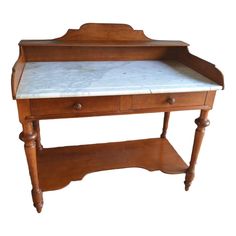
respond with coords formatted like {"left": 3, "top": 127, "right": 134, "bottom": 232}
{"left": 73, "top": 103, "right": 82, "bottom": 110}
{"left": 167, "top": 97, "right": 176, "bottom": 105}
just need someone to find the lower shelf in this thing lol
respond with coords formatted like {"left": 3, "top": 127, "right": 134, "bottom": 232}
{"left": 37, "top": 138, "right": 188, "bottom": 191}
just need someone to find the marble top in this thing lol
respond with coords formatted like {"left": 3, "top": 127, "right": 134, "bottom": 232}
{"left": 16, "top": 60, "right": 222, "bottom": 99}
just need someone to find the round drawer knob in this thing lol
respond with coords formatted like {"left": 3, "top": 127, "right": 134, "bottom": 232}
{"left": 167, "top": 97, "right": 176, "bottom": 105}
{"left": 73, "top": 103, "right": 82, "bottom": 110}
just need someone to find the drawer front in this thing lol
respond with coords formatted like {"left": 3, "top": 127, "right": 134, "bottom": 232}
{"left": 30, "top": 96, "right": 120, "bottom": 116}
{"left": 132, "top": 92, "right": 207, "bottom": 110}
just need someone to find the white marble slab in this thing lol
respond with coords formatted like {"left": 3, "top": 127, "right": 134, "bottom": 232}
{"left": 16, "top": 60, "right": 222, "bottom": 99}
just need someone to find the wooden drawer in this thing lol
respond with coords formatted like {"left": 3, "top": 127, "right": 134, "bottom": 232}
{"left": 30, "top": 96, "right": 120, "bottom": 116}
{"left": 132, "top": 92, "right": 207, "bottom": 110}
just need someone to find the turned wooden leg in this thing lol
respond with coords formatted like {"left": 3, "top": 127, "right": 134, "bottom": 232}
{"left": 160, "top": 112, "right": 170, "bottom": 138}
{"left": 33, "top": 120, "right": 43, "bottom": 151}
{"left": 184, "top": 110, "right": 210, "bottom": 191}
{"left": 20, "top": 121, "right": 43, "bottom": 213}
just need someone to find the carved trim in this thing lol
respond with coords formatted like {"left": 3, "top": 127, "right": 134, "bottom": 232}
{"left": 195, "top": 118, "right": 210, "bottom": 128}
{"left": 55, "top": 23, "right": 151, "bottom": 42}
{"left": 19, "top": 131, "right": 37, "bottom": 142}
{"left": 19, "top": 131, "right": 37, "bottom": 148}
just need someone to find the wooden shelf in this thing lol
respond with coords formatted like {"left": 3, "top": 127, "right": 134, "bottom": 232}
{"left": 37, "top": 138, "right": 188, "bottom": 191}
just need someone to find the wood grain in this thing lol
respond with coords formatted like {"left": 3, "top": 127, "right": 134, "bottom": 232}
{"left": 12, "top": 23, "right": 223, "bottom": 212}
{"left": 20, "top": 23, "right": 188, "bottom": 46}
{"left": 30, "top": 96, "right": 120, "bottom": 116}
{"left": 56, "top": 23, "right": 151, "bottom": 42}
{"left": 37, "top": 138, "right": 188, "bottom": 191}
{"left": 132, "top": 92, "right": 207, "bottom": 110}
{"left": 160, "top": 112, "right": 170, "bottom": 138}
{"left": 23, "top": 46, "right": 169, "bottom": 62}
{"left": 176, "top": 47, "right": 224, "bottom": 88}
{"left": 20, "top": 121, "right": 43, "bottom": 213}
{"left": 184, "top": 110, "right": 210, "bottom": 191}
{"left": 11, "top": 46, "right": 25, "bottom": 99}
{"left": 29, "top": 92, "right": 209, "bottom": 118}
{"left": 12, "top": 23, "right": 224, "bottom": 99}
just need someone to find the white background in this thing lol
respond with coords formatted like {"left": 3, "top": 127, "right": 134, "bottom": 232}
{"left": 0, "top": 0, "right": 235, "bottom": 235}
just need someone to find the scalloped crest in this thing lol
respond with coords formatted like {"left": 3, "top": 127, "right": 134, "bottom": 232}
{"left": 55, "top": 23, "right": 151, "bottom": 42}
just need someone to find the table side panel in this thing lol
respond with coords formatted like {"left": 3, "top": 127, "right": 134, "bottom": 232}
{"left": 11, "top": 46, "right": 25, "bottom": 99}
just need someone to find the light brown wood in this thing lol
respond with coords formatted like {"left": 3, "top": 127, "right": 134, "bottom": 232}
{"left": 12, "top": 23, "right": 223, "bottom": 212}
{"left": 120, "top": 96, "right": 133, "bottom": 111}
{"left": 184, "top": 110, "right": 210, "bottom": 191}
{"left": 29, "top": 92, "right": 209, "bottom": 119}
{"left": 30, "top": 96, "right": 120, "bottom": 116}
{"left": 56, "top": 23, "right": 151, "bottom": 42}
{"left": 17, "top": 99, "right": 43, "bottom": 212}
{"left": 20, "top": 23, "right": 188, "bottom": 46}
{"left": 37, "top": 138, "right": 188, "bottom": 191}
{"left": 11, "top": 23, "right": 224, "bottom": 99}
{"left": 132, "top": 92, "right": 207, "bottom": 110}
{"left": 33, "top": 120, "right": 43, "bottom": 151}
{"left": 205, "top": 91, "right": 216, "bottom": 107}
{"left": 27, "top": 103, "right": 212, "bottom": 121}
{"left": 161, "top": 112, "right": 170, "bottom": 138}
{"left": 23, "top": 46, "right": 170, "bottom": 62}
{"left": 11, "top": 46, "right": 25, "bottom": 99}
{"left": 19, "top": 40, "right": 188, "bottom": 47}
{"left": 19, "top": 121, "right": 43, "bottom": 213}
{"left": 176, "top": 47, "right": 224, "bottom": 88}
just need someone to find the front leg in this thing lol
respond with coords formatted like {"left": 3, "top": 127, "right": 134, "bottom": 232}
{"left": 184, "top": 110, "right": 210, "bottom": 191}
{"left": 20, "top": 121, "right": 43, "bottom": 213}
